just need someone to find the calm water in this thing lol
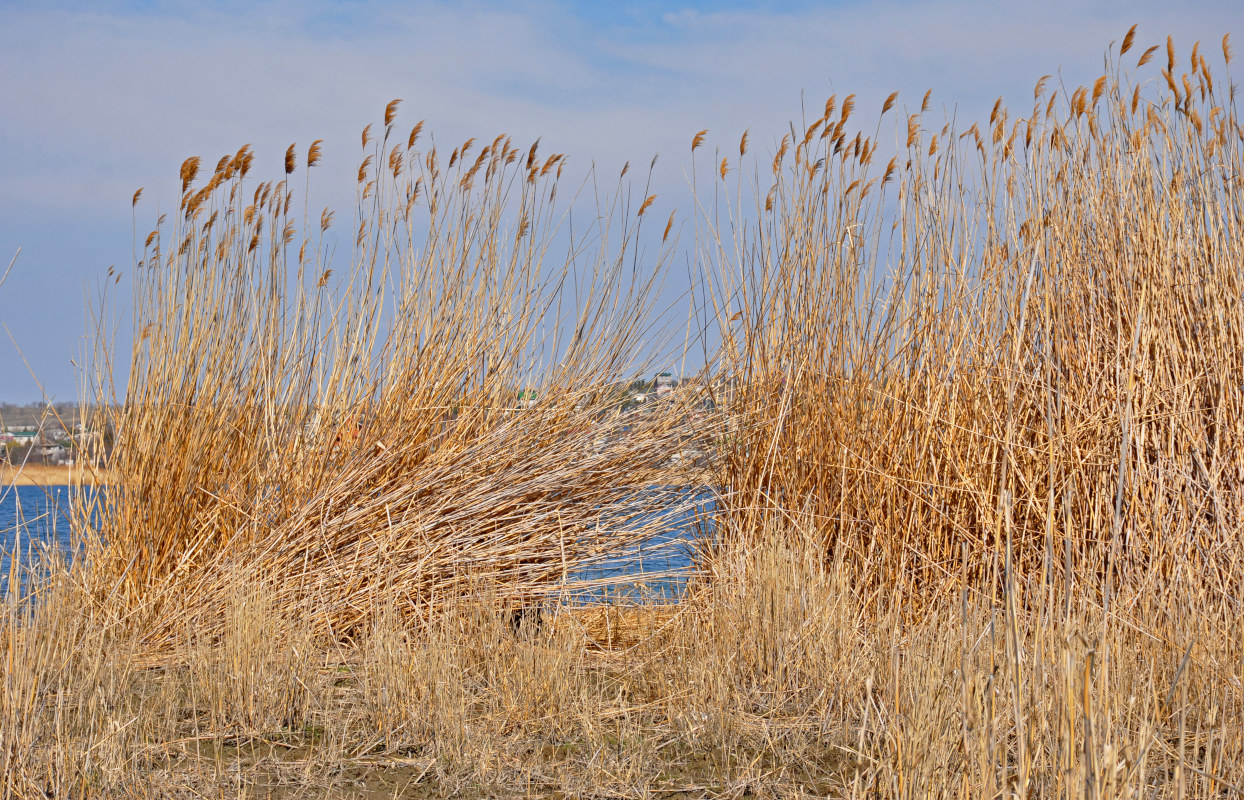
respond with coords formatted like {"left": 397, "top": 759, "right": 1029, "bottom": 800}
{"left": 0, "top": 485, "right": 83, "bottom": 596}
{"left": 0, "top": 483, "right": 715, "bottom": 601}
{"left": 569, "top": 485, "right": 716, "bottom": 601}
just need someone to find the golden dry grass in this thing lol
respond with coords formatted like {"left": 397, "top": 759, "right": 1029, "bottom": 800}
{"left": 708, "top": 28, "right": 1244, "bottom": 607}
{"left": 73, "top": 116, "right": 710, "bottom": 649}
{"left": 3, "top": 526, "right": 1239, "bottom": 798}
{"left": 0, "top": 464, "right": 113, "bottom": 487}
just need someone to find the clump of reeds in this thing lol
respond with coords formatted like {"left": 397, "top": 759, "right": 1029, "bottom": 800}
{"left": 77, "top": 105, "right": 710, "bottom": 647}
{"left": 704, "top": 28, "right": 1244, "bottom": 607}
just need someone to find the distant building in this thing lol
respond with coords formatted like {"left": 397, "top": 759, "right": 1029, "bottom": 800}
{"left": 654, "top": 372, "right": 677, "bottom": 398}
{"left": 38, "top": 444, "right": 68, "bottom": 465}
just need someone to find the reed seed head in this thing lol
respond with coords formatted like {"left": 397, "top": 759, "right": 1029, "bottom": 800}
{"left": 1121, "top": 24, "right": 1137, "bottom": 55}
{"left": 1092, "top": 76, "right": 1108, "bottom": 106}
{"left": 384, "top": 98, "right": 402, "bottom": 127}
{"left": 180, "top": 156, "right": 201, "bottom": 193}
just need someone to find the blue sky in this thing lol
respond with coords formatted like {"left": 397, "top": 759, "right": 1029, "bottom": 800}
{"left": 1, "top": 0, "right": 1239, "bottom": 401}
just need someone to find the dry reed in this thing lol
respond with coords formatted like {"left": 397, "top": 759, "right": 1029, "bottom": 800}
{"left": 705, "top": 29, "right": 1244, "bottom": 612}
{"left": 73, "top": 112, "right": 709, "bottom": 648}
{"left": 1, "top": 29, "right": 1241, "bottom": 799}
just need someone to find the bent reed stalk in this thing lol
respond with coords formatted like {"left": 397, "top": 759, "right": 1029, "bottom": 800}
{"left": 1, "top": 29, "right": 1241, "bottom": 799}
{"left": 76, "top": 110, "right": 708, "bottom": 646}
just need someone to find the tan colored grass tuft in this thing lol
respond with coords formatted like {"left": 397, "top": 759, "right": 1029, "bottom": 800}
{"left": 841, "top": 93, "right": 856, "bottom": 121}
{"left": 1092, "top": 75, "right": 1108, "bottom": 106}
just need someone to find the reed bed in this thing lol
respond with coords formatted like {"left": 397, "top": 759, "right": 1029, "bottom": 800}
{"left": 1, "top": 28, "right": 1242, "bottom": 799}
{"left": 705, "top": 30, "right": 1244, "bottom": 607}
{"left": 3, "top": 516, "right": 1240, "bottom": 798}
{"left": 73, "top": 108, "right": 710, "bottom": 646}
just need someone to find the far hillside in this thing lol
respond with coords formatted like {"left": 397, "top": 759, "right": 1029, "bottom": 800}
{"left": 0, "top": 402, "right": 83, "bottom": 430}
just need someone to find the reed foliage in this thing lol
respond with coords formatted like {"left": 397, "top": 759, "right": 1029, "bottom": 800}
{"left": 706, "top": 30, "right": 1244, "bottom": 608}
{"left": 76, "top": 114, "right": 706, "bottom": 645}
{"left": 4, "top": 516, "right": 1240, "bottom": 797}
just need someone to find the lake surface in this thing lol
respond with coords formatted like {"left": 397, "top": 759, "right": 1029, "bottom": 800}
{"left": 0, "top": 484, "right": 715, "bottom": 601}
{"left": 569, "top": 485, "right": 716, "bottom": 601}
{"left": 0, "top": 484, "right": 83, "bottom": 596}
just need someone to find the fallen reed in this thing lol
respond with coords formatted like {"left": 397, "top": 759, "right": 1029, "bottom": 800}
{"left": 74, "top": 111, "right": 708, "bottom": 647}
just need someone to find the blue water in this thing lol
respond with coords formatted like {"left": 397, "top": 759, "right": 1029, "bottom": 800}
{"left": 0, "top": 485, "right": 82, "bottom": 597}
{"left": 568, "top": 485, "right": 716, "bottom": 602}
{"left": 0, "top": 483, "right": 715, "bottom": 602}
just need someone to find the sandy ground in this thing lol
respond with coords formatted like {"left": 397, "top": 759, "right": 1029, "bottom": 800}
{"left": 1, "top": 463, "right": 113, "bottom": 486}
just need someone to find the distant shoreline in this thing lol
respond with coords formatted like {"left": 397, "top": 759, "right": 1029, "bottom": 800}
{"left": 1, "top": 464, "right": 113, "bottom": 487}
